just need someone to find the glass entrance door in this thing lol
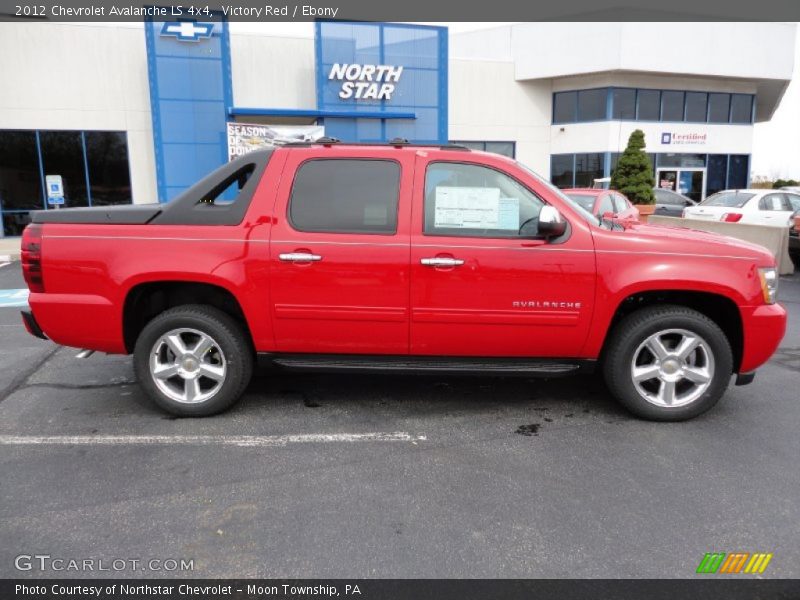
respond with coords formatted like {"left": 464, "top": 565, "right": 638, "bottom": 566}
{"left": 657, "top": 168, "right": 706, "bottom": 202}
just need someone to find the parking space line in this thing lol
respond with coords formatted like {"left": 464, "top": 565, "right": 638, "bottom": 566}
{"left": 0, "top": 432, "right": 427, "bottom": 447}
{"left": 0, "top": 288, "right": 29, "bottom": 308}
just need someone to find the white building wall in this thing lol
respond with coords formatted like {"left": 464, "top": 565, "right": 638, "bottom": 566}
{"left": 550, "top": 122, "right": 754, "bottom": 156}
{"left": 0, "top": 23, "right": 158, "bottom": 205}
{"left": 230, "top": 34, "right": 316, "bottom": 109}
{"left": 448, "top": 59, "right": 553, "bottom": 176}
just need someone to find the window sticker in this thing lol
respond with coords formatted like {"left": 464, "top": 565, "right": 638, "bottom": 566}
{"left": 497, "top": 198, "right": 520, "bottom": 230}
{"left": 434, "top": 186, "right": 519, "bottom": 230}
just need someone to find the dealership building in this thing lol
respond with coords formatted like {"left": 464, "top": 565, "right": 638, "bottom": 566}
{"left": 0, "top": 20, "right": 796, "bottom": 236}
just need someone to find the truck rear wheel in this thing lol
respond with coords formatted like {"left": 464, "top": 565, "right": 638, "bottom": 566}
{"left": 133, "top": 305, "right": 253, "bottom": 417}
{"left": 603, "top": 305, "right": 733, "bottom": 421}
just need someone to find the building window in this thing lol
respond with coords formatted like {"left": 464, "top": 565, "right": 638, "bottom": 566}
{"left": 685, "top": 92, "right": 708, "bottom": 122}
{"left": 575, "top": 153, "right": 605, "bottom": 187}
{"left": 661, "top": 90, "right": 685, "bottom": 122}
{"left": 0, "top": 129, "right": 133, "bottom": 237}
{"left": 553, "top": 91, "right": 577, "bottom": 124}
{"left": 708, "top": 93, "right": 731, "bottom": 123}
{"left": 706, "top": 154, "right": 728, "bottom": 196}
{"left": 85, "top": 132, "right": 132, "bottom": 206}
{"left": 0, "top": 131, "right": 41, "bottom": 237}
{"left": 39, "top": 131, "right": 89, "bottom": 208}
{"left": 577, "top": 89, "right": 607, "bottom": 121}
{"left": 612, "top": 88, "right": 636, "bottom": 120}
{"left": 289, "top": 159, "right": 400, "bottom": 234}
{"left": 554, "top": 88, "right": 754, "bottom": 125}
{"left": 727, "top": 155, "right": 749, "bottom": 189}
{"left": 550, "top": 154, "right": 575, "bottom": 188}
{"left": 730, "top": 94, "right": 754, "bottom": 124}
{"left": 657, "top": 154, "right": 706, "bottom": 168}
{"left": 450, "top": 141, "right": 516, "bottom": 158}
{"left": 636, "top": 89, "right": 661, "bottom": 121}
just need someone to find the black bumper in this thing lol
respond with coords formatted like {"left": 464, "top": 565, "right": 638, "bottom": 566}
{"left": 21, "top": 310, "right": 47, "bottom": 340}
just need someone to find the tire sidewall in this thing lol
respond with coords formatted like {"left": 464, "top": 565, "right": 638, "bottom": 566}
{"left": 134, "top": 307, "right": 251, "bottom": 417}
{"left": 605, "top": 308, "right": 733, "bottom": 421}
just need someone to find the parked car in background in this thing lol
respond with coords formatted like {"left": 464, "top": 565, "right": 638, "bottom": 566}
{"left": 780, "top": 186, "right": 800, "bottom": 194}
{"left": 786, "top": 193, "right": 800, "bottom": 258}
{"left": 653, "top": 188, "right": 697, "bottom": 217}
{"left": 683, "top": 189, "right": 799, "bottom": 227}
{"left": 563, "top": 188, "right": 639, "bottom": 220}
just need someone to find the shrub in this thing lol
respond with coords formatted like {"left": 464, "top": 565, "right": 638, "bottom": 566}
{"left": 611, "top": 130, "right": 655, "bottom": 205}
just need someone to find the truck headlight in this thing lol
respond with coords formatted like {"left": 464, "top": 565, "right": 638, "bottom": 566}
{"left": 758, "top": 267, "right": 778, "bottom": 304}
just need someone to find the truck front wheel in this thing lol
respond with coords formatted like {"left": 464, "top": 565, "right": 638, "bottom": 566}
{"left": 133, "top": 305, "right": 253, "bottom": 417}
{"left": 603, "top": 305, "right": 733, "bottom": 421}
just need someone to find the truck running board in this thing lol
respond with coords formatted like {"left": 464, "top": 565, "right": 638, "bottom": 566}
{"left": 261, "top": 354, "right": 594, "bottom": 377}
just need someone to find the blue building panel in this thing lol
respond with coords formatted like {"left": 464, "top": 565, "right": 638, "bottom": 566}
{"left": 316, "top": 21, "right": 448, "bottom": 144}
{"left": 145, "top": 16, "right": 231, "bottom": 203}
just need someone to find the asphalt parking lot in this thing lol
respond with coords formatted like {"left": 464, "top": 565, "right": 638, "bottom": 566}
{"left": 0, "top": 260, "right": 799, "bottom": 579}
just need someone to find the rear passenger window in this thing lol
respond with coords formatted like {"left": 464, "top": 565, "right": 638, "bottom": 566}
{"left": 759, "top": 194, "right": 785, "bottom": 212}
{"left": 289, "top": 159, "right": 400, "bottom": 234}
{"left": 424, "top": 162, "right": 544, "bottom": 238}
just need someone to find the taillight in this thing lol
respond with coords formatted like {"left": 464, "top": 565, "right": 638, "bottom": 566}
{"left": 21, "top": 223, "right": 44, "bottom": 293}
{"left": 722, "top": 213, "right": 743, "bottom": 223}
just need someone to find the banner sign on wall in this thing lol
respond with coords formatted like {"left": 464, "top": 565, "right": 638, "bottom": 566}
{"left": 226, "top": 123, "right": 325, "bottom": 160}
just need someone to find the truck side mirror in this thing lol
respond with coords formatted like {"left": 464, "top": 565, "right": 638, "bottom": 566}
{"left": 539, "top": 205, "right": 566, "bottom": 239}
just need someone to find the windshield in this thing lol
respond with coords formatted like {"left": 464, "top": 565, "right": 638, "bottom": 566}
{"left": 516, "top": 162, "right": 600, "bottom": 226}
{"left": 701, "top": 191, "right": 754, "bottom": 208}
{"left": 565, "top": 193, "right": 597, "bottom": 212}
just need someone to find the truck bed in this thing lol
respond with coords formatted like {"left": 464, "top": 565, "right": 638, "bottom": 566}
{"left": 31, "top": 205, "right": 162, "bottom": 225}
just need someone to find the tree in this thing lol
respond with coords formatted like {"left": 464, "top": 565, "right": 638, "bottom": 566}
{"left": 611, "top": 129, "right": 655, "bottom": 205}
{"left": 773, "top": 178, "right": 799, "bottom": 189}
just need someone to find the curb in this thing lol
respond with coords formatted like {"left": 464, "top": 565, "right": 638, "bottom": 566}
{"left": 0, "top": 254, "right": 18, "bottom": 263}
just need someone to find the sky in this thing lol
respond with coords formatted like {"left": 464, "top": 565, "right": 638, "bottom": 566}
{"left": 751, "top": 26, "right": 800, "bottom": 180}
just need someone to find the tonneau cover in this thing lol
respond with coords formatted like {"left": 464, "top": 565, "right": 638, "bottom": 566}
{"left": 31, "top": 205, "right": 162, "bottom": 225}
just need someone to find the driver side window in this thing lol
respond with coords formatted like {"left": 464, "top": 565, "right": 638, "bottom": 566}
{"left": 423, "top": 162, "right": 544, "bottom": 238}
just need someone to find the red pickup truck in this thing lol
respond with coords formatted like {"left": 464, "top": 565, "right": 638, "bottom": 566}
{"left": 20, "top": 141, "right": 786, "bottom": 420}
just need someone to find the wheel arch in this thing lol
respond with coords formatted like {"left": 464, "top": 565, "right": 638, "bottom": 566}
{"left": 600, "top": 290, "right": 744, "bottom": 372}
{"left": 122, "top": 280, "right": 253, "bottom": 354}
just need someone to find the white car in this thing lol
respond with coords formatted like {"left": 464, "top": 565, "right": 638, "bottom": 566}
{"left": 683, "top": 189, "right": 799, "bottom": 227}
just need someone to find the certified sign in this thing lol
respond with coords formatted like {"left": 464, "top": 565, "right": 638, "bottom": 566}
{"left": 45, "top": 175, "right": 64, "bottom": 205}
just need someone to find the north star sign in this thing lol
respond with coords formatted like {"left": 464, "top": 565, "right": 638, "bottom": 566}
{"left": 328, "top": 63, "right": 404, "bottom": 100}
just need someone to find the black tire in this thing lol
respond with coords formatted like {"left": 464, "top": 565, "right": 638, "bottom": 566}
{"left": 133, "top": 305, "right": 253, "bottom": 417}
{"left": 603, "top": 305, "right": 733, "bottom": 421}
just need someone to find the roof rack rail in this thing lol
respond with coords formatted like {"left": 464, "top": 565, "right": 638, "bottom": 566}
{"left": 280, "top": 140, "right": 472, "bottom": 151}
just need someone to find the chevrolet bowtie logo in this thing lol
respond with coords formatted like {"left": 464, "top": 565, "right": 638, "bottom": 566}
{"left": 160, "top": 20, "right": 213, "bottom": 42}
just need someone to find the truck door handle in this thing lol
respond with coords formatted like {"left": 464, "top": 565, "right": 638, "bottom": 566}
{"left": 279, "top": 252, "right": 322, "bottom": 262}
{"left": 420, "top": 257, "right": 465, "bottom": 267}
